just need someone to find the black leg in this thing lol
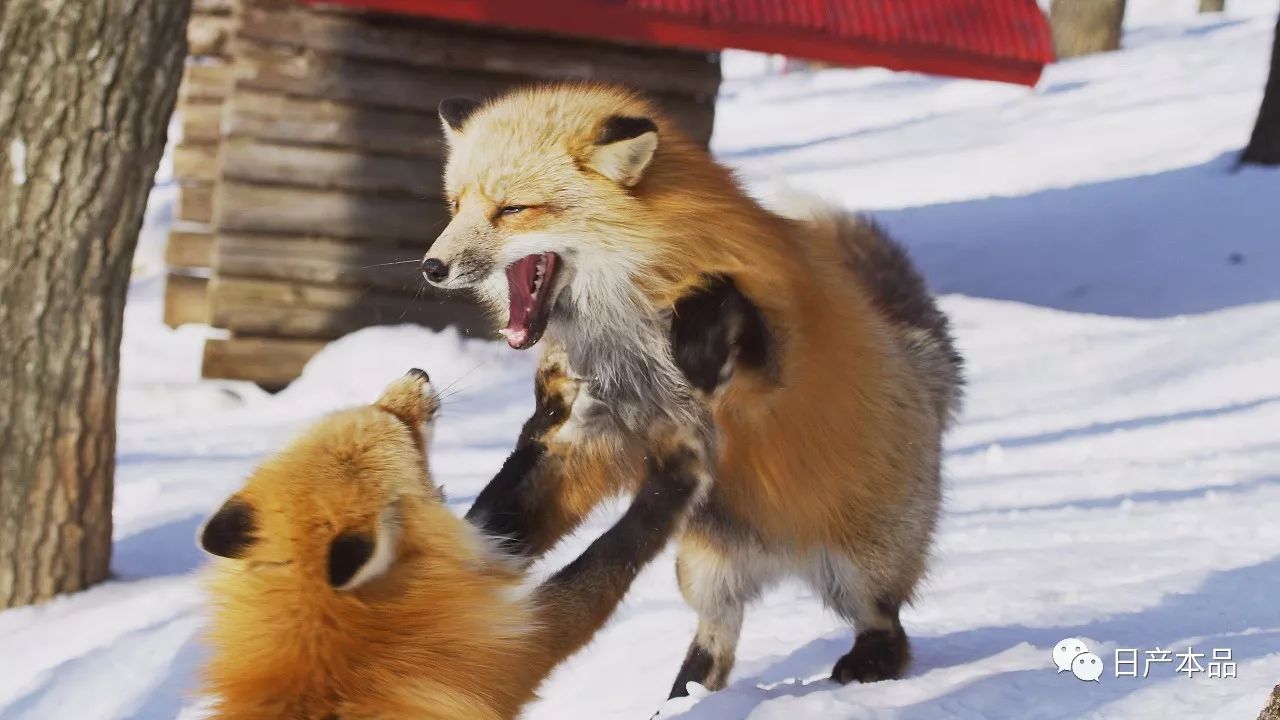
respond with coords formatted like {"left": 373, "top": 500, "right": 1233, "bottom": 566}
{"left": 669, "top": 642, "right": 716, "bottom": 699}
{"left": 525, "top": 437, "right": 710, "bottom": 678}
{"left": 466, "top": 443, "right": 545, "bottom": 559}
{"left": 831, "top": 610, "right": 911, "bottom": 684}
{"left": 464, "top": 352, "right": 581, "bottom": 559}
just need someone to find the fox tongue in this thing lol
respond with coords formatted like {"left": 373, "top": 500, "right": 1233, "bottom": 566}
{"left": 503, "top": 254, "right": 543, "bottom": 349}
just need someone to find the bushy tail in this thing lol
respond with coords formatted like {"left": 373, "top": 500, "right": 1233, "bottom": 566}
{"left": 820, "top": 210, "right": 965, "bottom": 426}
{"left": 834, "top": 216, "right": 953, "bottom": 341}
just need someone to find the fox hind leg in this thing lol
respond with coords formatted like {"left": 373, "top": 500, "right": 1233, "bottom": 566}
{"left": 670, "top": 606, "right": 743, "bottom": 698}
{"left": 809, "top": 551, "right": 912, "bottom": 684}
{"left": 668, "top": 535, "right": 779, "bottom": 698}
{"left": 830, "top": 602, "right": 910, "bottom": 684}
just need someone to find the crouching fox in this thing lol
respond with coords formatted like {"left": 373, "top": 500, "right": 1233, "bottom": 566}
{"left": 421, "top": 83, "right": 964, "bottom": 695}
{"left": 197, "top": 369, "right": 709, "bottom": 719}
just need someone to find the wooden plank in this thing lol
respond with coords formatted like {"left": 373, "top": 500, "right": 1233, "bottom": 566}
{"left": 178, "top": 182, "right": 215, "bottom": 224}
{"left": 219, "top": 137, "right": 443, "bottom": 196}
{"left": 208, "top": 275, "right": 491, "bottom": 339}
{"left": 164, "top": 273, "right": 210, "bottom": 327}
{"left": 238, "top": 1, "right": 720, "bottom": 98}
{"left": 231, "top": 38, "right": 713, "bottom": 145}
{"left": 202, "top": 336, "right": 326, "bottom": 388}
{"left": 193, "top": 0, "right": 234, "bottom": 14}
{"left": 180, "top": 99, "right": 223, "bottom": 143}
{"left": 166, "top": 225, "right": 215, "bottom": 268}
{"left": 225, "top": 90, "right": 443, "bottom": 156}
{"left": 231, "top": 37, "right": 514, "bottom": 114}
{"left": 173, "top": 142, "right": 219, "bottom": 183}
{"left": 189, "top": 13, "right": 235, "bottom": 57}
{"left": 214, "top": 180, "right": 448, "bottom": 241}
{"left": 214, "top": 233, "right": 424, "bottom": 290}
{"left": 180, "top": 62, "right": 233, "bottom": 102}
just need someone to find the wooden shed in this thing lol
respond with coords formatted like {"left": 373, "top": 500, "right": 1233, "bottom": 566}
{"left": 167, "top": 0, "right": 1053, "bottom": 389}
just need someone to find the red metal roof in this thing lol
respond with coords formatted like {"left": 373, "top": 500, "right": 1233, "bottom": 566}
{"left": 308, "top": 0, "right": 1054, "bottom": 86}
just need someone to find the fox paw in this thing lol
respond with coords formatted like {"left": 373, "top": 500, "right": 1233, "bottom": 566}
{"left": 831, "top": 629, "right": 910, "bottom": 684}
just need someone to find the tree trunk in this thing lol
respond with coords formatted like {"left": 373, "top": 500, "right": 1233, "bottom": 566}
{"left": 1259, "top": 684, "right": 1280, "bottom": 720}
{"left": 1241, "top": 13, "right": 1280, "bottom": 166}
{"left": 1199, "top": 0, "right": 1225, "bottom": 13}
{"left": 1050, "top": 0, "right": 1128, "bottom": 59}
{"left": 0, "top": 0, "right": 190, "bottom": 608}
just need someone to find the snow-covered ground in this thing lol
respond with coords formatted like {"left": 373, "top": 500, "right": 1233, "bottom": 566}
{"left": 3, "top": 2, "right": 1279, "bottom": 718}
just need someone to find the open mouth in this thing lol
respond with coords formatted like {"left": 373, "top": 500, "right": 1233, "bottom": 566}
{"left": 499, "top": 252, "right": 560, "bottom": 350}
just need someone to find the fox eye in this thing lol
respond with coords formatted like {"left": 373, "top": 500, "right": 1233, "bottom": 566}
{"left": 498, "top": 205, "right": 527, "bottom": 216}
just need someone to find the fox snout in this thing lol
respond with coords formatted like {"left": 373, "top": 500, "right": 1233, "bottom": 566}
{"left": 421, "top": 221, "right": 496, "bottom": 289}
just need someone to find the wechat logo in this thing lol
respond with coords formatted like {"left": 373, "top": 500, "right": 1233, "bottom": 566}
{"left": 1054, "top": 638, "right": 1103, "bottom": 682}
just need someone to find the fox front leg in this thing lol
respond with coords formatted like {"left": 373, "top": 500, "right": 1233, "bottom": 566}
{"left": 466, "top": 345, "right": 636, "bottom": 561}
{"left": 526, "top": 421, "right": 713, "bottom": 682}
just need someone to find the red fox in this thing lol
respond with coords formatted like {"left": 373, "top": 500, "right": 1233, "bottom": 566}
{"left": 421, "top": 83, "right": 963, "bottom": 696}
{"left": 197, "top": 369, "right": 709, "bottom": 719}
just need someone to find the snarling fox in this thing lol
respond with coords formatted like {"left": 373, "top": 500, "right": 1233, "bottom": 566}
{"left": 197, "top": 369, "right": 709, "bottom": 719}
{"left": 422, "top": 84, "right": 963, "bottom": 695}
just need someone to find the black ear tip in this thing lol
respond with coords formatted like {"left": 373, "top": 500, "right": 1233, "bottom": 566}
{"left": 199, "top": 498, "right": 256, "bottom": 559}
{"left": 438, "top": 97, "right": 482, "bottom": 132}
{"left": 598, "top": 115, "right": 658, "bottom": 145}
{"left": 328, "top": 533, "right": 375, "bottom": 587}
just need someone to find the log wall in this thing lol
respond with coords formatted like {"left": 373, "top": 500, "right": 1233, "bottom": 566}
{"left": 163, "top": 0, "right": 721, "bottom": 388}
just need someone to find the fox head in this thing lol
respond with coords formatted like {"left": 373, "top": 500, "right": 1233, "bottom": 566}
{"left": 422, "top": 84, "right": 703, "bottom": 352}
{"left": 198, "top": 369, "right": 464, "bottom": 592}
{"left": 198, "top": 370, "right": 539, "bottom": 718}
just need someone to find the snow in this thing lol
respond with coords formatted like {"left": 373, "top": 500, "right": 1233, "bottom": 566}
{"left": 3, "top": 2, "right": 1279, "bottom": 718}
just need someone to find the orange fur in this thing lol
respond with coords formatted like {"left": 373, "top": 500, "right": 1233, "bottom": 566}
{"left": 433, "top": 83, "right": 944, "bottom": 575}
{"left": 433, "top": 84, "right": 961, "bottom": 689}
{"left": 200, "top": 372, "right": 682, "bottom": 719}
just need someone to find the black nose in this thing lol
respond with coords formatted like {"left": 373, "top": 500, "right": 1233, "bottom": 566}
{"left": 421, "top": 258, "right": 448, "bottom": 283}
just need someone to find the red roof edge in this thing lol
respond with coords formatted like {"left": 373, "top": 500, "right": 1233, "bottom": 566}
{"left": 306, "top": 0, "right": 1050, "bottom": 87}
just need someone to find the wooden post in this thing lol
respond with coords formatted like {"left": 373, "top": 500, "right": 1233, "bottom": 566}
{"left": 1050, "top": 0, "right": 1127, "bottom": 59}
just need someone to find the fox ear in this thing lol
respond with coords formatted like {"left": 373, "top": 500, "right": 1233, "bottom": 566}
{"left": 589, "top": 115, "right": 658, "bottom": 187}
{"left": 439, "top": 97, "right": 481, "bottom": 141}
{"left": 199, "top": 495, "right": 257, "bottom": 559}
{"left": 329, "top": 505, "right": 401, "bottom": 590}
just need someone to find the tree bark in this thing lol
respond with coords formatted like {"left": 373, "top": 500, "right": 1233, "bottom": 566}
{"left": 0, "top": 0, "right": 190, "bottom": 608}
{"left": 1199, "top": 0, "right": 1226, "bottom": 13}
{"left": 1050, "top": 0, "right": 1128, "bottom": 59}
{"left": 1241, "top": 13, "right": 1280, "bottom": 166}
